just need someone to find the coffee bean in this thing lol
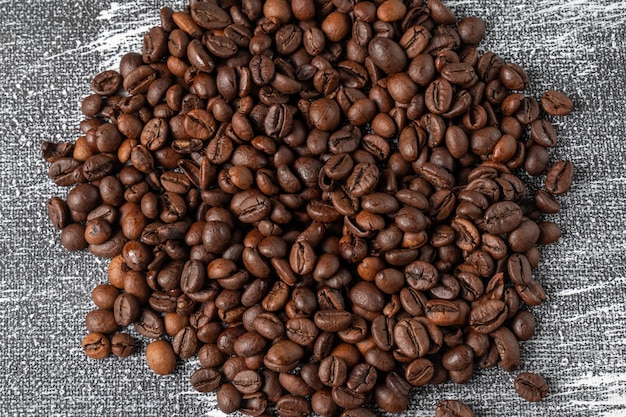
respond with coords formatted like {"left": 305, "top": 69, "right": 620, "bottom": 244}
{"left": 458, "top": 17, "right": 486, "bottom": 45}
{"left": 394, "top": 317, "right": 430, "bottom": 359}
{"left": 368, "top": 37, "right": 407, "bottom": 75}
{"left": 514, "top": 372, "right": 549, "bottom": 402}
{"left": 217, "top": 383, "right": 241, "bottom": 413}
{"left": 374, "top": 384, "right": 409, "bottom": 413}
{"left": 191, "top": 367, "right": 222, "bottom": 392}
{"left": 545, "top": 160, "right": 574, "bottom": 195}
{"left": 319, "top": 355, "right": 348, "bottom": 387}
{"left": 232, "top": 369, "right": 262, "bottom": 394}
{"left": 145, "top": 339, "right": 177, "bottom": 375}
{"left": 44, "top": 2, "right": 578, "bottom": 413}
{"left": 500, "top": 63, "right": 529, "bottom": 90}
{"left": 511, "top": 310, "right": 537, "bottom": 341}
{"left": 541, "top": 90, "right": 573, "bottom": 116}
{"left": 82, "top": 332, "right": 111, "bottom": 359}
{"left": 435, "top": 399, "right": 475, "bottom": 417}
{"left": 405, "top": 357, "right": 434, "bottom": 386}
{"left": 92, "top": 70, "right": 122, "bottom": 95}
{"left": 469, "top": 300, "right": 507, "bottom": 334}
{"left": 113, "top": 293, "right": 140, "bottom": 326}
{"left": 484, "top": 201, "right": 523, "bottom": 234}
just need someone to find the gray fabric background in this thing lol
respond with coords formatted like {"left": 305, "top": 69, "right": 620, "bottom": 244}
{"left": 0, "top": 0, "right": 625, "bottom": 416}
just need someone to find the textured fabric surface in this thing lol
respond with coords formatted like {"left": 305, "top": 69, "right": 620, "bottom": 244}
{"left": 1, "top": 1, "right": 625, "bottom": 416}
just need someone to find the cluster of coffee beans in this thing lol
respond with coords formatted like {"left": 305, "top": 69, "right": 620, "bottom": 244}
{"left": 42, "top": 0, "right": 575, "bottom": 415}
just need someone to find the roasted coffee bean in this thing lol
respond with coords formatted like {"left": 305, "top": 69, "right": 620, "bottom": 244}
{"left": 314, "top": 310, "right": 352, "bottom": 332}
{"left": 545, "top": 160, "right": 574, "bottom": 195}
{"left": 435, "top": 399, "right": 475, "bottom": 417}
{"left": 511, "top": 310, "right": 537, "bottom": 341}
{"left": 82, "top": 332, "right": 111, "bottom": 359}
{"left": 232, "top": 369, "right": 262, "bottom": 394}
{"left": 113, "top": 293, "right": 140, "bottom": 326}
{"left": 500, "top": 63, "right": 529, "bottom": 90}
{"left": 318, "top": 355, "right": 348, "bottom": 387}
{"left": 173, "top": 326, "right": 199, "bottom": 359}
{"left": 110, "top": 333, "right": 136, "bottom": 358}
{"left": 216, "top": 383, "right": 241, "bottom": 413}
{"left": 286, "top": 317, "right": 318, "bottom": 346}
{"left": 514, "top": 372, "right": 549, "bottom": 402}
{"left": 484, "top": 201, "right": 523, "bottom": 234}
{"left": 264, "top": 340, "right": 304, "bottom": 373}
{"left": 145, "top": 339, "right": 176, "bottom": 375}
{"left": 42, "top": 141, "right": 73, "bottom": 162}
{"left": 394, "top": 318, "right": 430, "bottom": 358}
{"left": 491, "top": 327, "right": 520, "bottom": 371}
{"left": 134, "top": 309, "right": 165, "bottom": 339}
{"left": 374, "top": 384, "right": 409, "bottom": 413}
{"left": 345, "top": 363, "right": 377, "bottom": 393}
{"left": 191, "top": 367, "right": 222, "bottom": 392}
{"left": 92, "top": 70, "right": 122, "bottom": 95}
{"left": 405, "top": 357, "right": 434, "bottom": 386}
{"left": 332, "top": 386, "right": 367, "bottom": 409}
{"left": 541, "top": 90, "right": 573, "bottom": 116}
{"left": 45, "top": 2, "right": 577, "bottom": 412}
{"left": 368, "top": 37, "right": 407, "bottom": 75}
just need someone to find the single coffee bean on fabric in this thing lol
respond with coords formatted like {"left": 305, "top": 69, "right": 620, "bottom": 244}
{"left": 514, "top": 372, "right": 549, "bottom": 402}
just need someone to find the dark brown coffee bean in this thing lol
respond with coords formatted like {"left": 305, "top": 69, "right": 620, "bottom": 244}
{"left": 394, "top": 318, "right": 429, "bottom": 359}
{"left": 264, "top": 340, "right": 304, "bottom": 373}
{"left": 511, "top": 310, "right": 537, "bottom": 341}
{"left": 314, "top": 310, "right": 352, "bottom": 332}
{"left": 374, "top": 384, "right": 409, "bottom": 413}
{"left": 469, "top": 299, "right": 508, "bottom": 334}
{"left": 514, "top": 372, "right": 549, "bottom": 402}
{"left": 545, "top": 160, "right": 574, "bottom": 195}
{"left": 191, "top": 367, "right": 222, "bottom": 392}
{"left": 405, "top": 357, "right": 434, "bottom": 386}
{"left": 92, "top": 70, "right": 122, "bottom": 95}
{"left": 113, "top": 293, "right": 140, "bottom": 326}
{"left": 124, "top": 65, "right": 157, "bottom": 95}
{"left": 531, "top": 119, "right": 558, "bottom": 147}
{"left": 42, "top": 141, "right": 74, "bottom": 163}
{"left": 134, "top": 309, "right": 165, "bottom": 339}
{"left": 484, "top": 201, "right": 523, "bottom": 234}
{"left": 47, "top": 197, "right": 71, "bottom": 230}
{"left": 318, "top": 355, "right": 348, "bottom": 388}
{"left": 332, "top": 386, "right": 367, "bottom": 409}
{"left": 368, "top": 37, "right": 407, "bottom": 74}
{"left": 458, "top": 16, "right": 486, "bottom": 45}
{"left": 110, "top": 333, "right": 135, "bottom": 358}
{"left": 435, "top": 399, "right": 475, "bottom": 417}
{"left": 541, "top": 90, "right": 573, "bottom": 116}
{"left": 217, "top": 383, "right": 242, "bottom": 413}
{"left": 490, "top": 327, "right": 520, "bottom": 372}
{"left": 345, "top": 363, "right": 377, "bottom": 393}
{"left": 500, "top": 63, "right": 529, "bottom": 90}
{"left": 232, "top": 369, "right": 263, "bottom": 394}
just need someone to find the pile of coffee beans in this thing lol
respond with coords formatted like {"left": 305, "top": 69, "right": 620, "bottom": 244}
{"left": 42, "top": 0, "right": 575, "bottom": 415}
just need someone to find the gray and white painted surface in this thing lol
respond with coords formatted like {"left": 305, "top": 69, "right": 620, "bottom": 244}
{"left": 0, "top": 1, "right": 624, "bottom": 415}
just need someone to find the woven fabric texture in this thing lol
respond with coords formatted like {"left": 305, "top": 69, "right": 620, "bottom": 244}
{"left": 0, "top": 1, "right": 625, "bottom": 416}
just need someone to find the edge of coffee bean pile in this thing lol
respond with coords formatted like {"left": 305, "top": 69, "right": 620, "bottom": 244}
{"left": 42, "top": 0, "right": 575, "bottom": 415}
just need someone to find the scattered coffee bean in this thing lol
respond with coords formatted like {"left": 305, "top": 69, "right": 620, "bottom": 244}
{"left": 514, "top": 372, "right": 549, "bottom": 402}
{"left": 541, "top": 90, "right": 573, "bottom": 116}
{"left": 43, "top": 0, "right": 576, "bottom": 414}
{"left": 435, "top": 399, "right": 475, "bottom": 417}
